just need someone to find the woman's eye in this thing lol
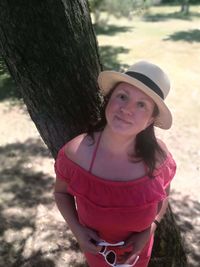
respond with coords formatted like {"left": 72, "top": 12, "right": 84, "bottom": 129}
{"left": 117, "top": 93, "right": 127, "bottom": 100}
{"left": 137, "top": 102, "right": 146, "bottom": 108}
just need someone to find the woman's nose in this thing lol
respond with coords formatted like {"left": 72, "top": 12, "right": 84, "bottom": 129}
{"left": 120, "top": 103, "right": 134, "bottom": 115}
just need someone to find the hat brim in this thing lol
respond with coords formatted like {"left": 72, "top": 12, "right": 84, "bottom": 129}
{"left": 98, "top": 71, "right": 172, "bottom": 129}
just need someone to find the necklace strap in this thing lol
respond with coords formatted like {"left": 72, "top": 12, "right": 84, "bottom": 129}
{"left": 89, "top": 132, "right": 102, "bottom": 173}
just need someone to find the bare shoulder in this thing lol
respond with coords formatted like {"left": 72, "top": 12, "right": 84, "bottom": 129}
{"left": 64, "top": 133, "right": 94, "bottom": 165}
{"left": 157, "top": 138, "right": 169, "bottom": 154}
{"left": 65, "top": 133, "right": 86, "bottom": 156}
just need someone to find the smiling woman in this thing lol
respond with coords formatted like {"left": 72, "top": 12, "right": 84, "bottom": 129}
{"left": 105, "top": 83, "right": 156, "bottom": 137}
{"left": 54, "top": 60, "right": 176, "bottom": 267}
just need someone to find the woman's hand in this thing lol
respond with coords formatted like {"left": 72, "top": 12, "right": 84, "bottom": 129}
{"left": 118, "top": 225, "right": 155, "bottom": 264}
{"left": 74, "top": 224, "right": 102, "bottom": 254}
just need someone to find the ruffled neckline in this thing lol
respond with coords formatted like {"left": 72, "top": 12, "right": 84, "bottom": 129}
{"left": 60, "top": 146, "right": 172, "bottom": 186}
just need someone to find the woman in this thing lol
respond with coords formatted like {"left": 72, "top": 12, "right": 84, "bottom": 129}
{"left": 54, "top": 60, "right": 176, "bottom": 267}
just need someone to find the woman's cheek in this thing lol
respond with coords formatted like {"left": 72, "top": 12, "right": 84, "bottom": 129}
{"left": 105, "top": 101, "right": 115, "bottom": 117}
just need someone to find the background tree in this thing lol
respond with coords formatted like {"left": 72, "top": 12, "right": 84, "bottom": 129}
{"left": 88, "top": 0, "right": 105, "bottom": 24}
{"left": 162, "top": 0, "right": 192, "bottom": 15}
{"left": 180, "top": 0, "right": 190, "bottom": 14}
{"left": 88, "top": 0, "right": 148, "bottom": 25}
{"left": 0, "top": 0, "right": 187, "bottom": 266}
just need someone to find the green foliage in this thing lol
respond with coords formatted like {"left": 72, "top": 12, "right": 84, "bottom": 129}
{"left": 103, "top": 0, "right": 141, "bottom": 18}
{"left": 88, "top": 0, "right": 149, "bottom": 24}
{"left": 162, "top": 0, "right": 200, "bottom": 3}
{"left": 88, "top": 0, "right": 104, "bottom": 12}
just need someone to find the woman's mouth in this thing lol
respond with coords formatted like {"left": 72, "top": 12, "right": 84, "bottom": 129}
{"left": 115, "top": 115, "right": 132, "bottom": 124}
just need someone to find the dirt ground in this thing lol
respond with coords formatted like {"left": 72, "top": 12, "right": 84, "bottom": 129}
{"left": 0, "top": 102, "right": 86, "bottom": 267}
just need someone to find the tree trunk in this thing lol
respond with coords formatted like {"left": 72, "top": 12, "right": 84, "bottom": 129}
{"left": 149, "top": 205, "right": 187, "bottom": 267}
{"left": 180, "top": 0, "right": 190, "bottom": 15}
{"left": 0, "top": 0, "right": 187, "bottom": 266}
{"left": 0, "top": 0, "right": 102, "bottom": 158}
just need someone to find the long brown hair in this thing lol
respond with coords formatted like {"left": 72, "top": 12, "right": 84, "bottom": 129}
{"left": 87, "top": 86, "right": 166, "bottom": 177}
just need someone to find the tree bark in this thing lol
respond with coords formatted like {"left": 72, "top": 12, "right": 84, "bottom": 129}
{"left": 0, "top": 0, "right": 187, "bottom": 266}
{"left": 0, "top": 0, "right": 102, "bottom": 157}
{"left": 149, "top": 205, "right": 188, "bottom": 267}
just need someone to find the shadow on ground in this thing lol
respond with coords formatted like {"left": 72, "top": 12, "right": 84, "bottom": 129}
{"left": 93, "top": 24, "right": 132, "bottom": 36}
{"left": 94, "top": 24, "right": 131, "bottom": 72}
{"left": 0, "top": 56, "right": 9, "bottom": 76}
{"left": 0, "top": 139, "right": 87, "bottom": 267}
{"left": 164, "top": 29, "right": 200, "bottom": 43}
{"left": 99, "top": 45, "right": 129, "bottom": 71}
{"left": 142, "top": 10, "right": 200, "bottom": 22}
{"left": 170, "top": 190, "right": 200, "bottom": 267}
{"left": 0, "top": 56, "right": 21, "bottom": 102}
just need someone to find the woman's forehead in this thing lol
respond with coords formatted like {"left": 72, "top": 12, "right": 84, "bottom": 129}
{"left": 113, "top": 82, "right": 153, "bottom": 101}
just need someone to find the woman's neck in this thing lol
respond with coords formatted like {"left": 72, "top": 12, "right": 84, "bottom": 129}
{"left": 100, "top": 126, "right": 136, "bottom": 156}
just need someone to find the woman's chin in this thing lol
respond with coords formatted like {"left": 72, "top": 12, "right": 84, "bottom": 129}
{"left": 109, "top": 125, "right": 136, "bottom": 136}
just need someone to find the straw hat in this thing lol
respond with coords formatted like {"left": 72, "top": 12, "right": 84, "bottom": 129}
{"left": 97, "top": 60, "right": 172, "bottom": 129}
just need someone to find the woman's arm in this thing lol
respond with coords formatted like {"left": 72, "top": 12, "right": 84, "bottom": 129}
{"left": 120, "top": 185, "right": 171, "bottom": 264}
{"left": 54, "top": 177, "right": 80, "bottom": 234}
{"left": 153, "top": 185, "right": 170, "bottom": 231}
{"left": 54, "top": 177, "right": 101, "bottom": 253}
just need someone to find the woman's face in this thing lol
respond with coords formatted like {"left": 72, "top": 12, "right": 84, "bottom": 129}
{"left": 105, "top": 82, "right": 156, "bottom": 136}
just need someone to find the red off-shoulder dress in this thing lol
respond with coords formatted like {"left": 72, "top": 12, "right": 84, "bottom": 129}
{"left": 55, "top": 139, "right": 176, "bottom": 267}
